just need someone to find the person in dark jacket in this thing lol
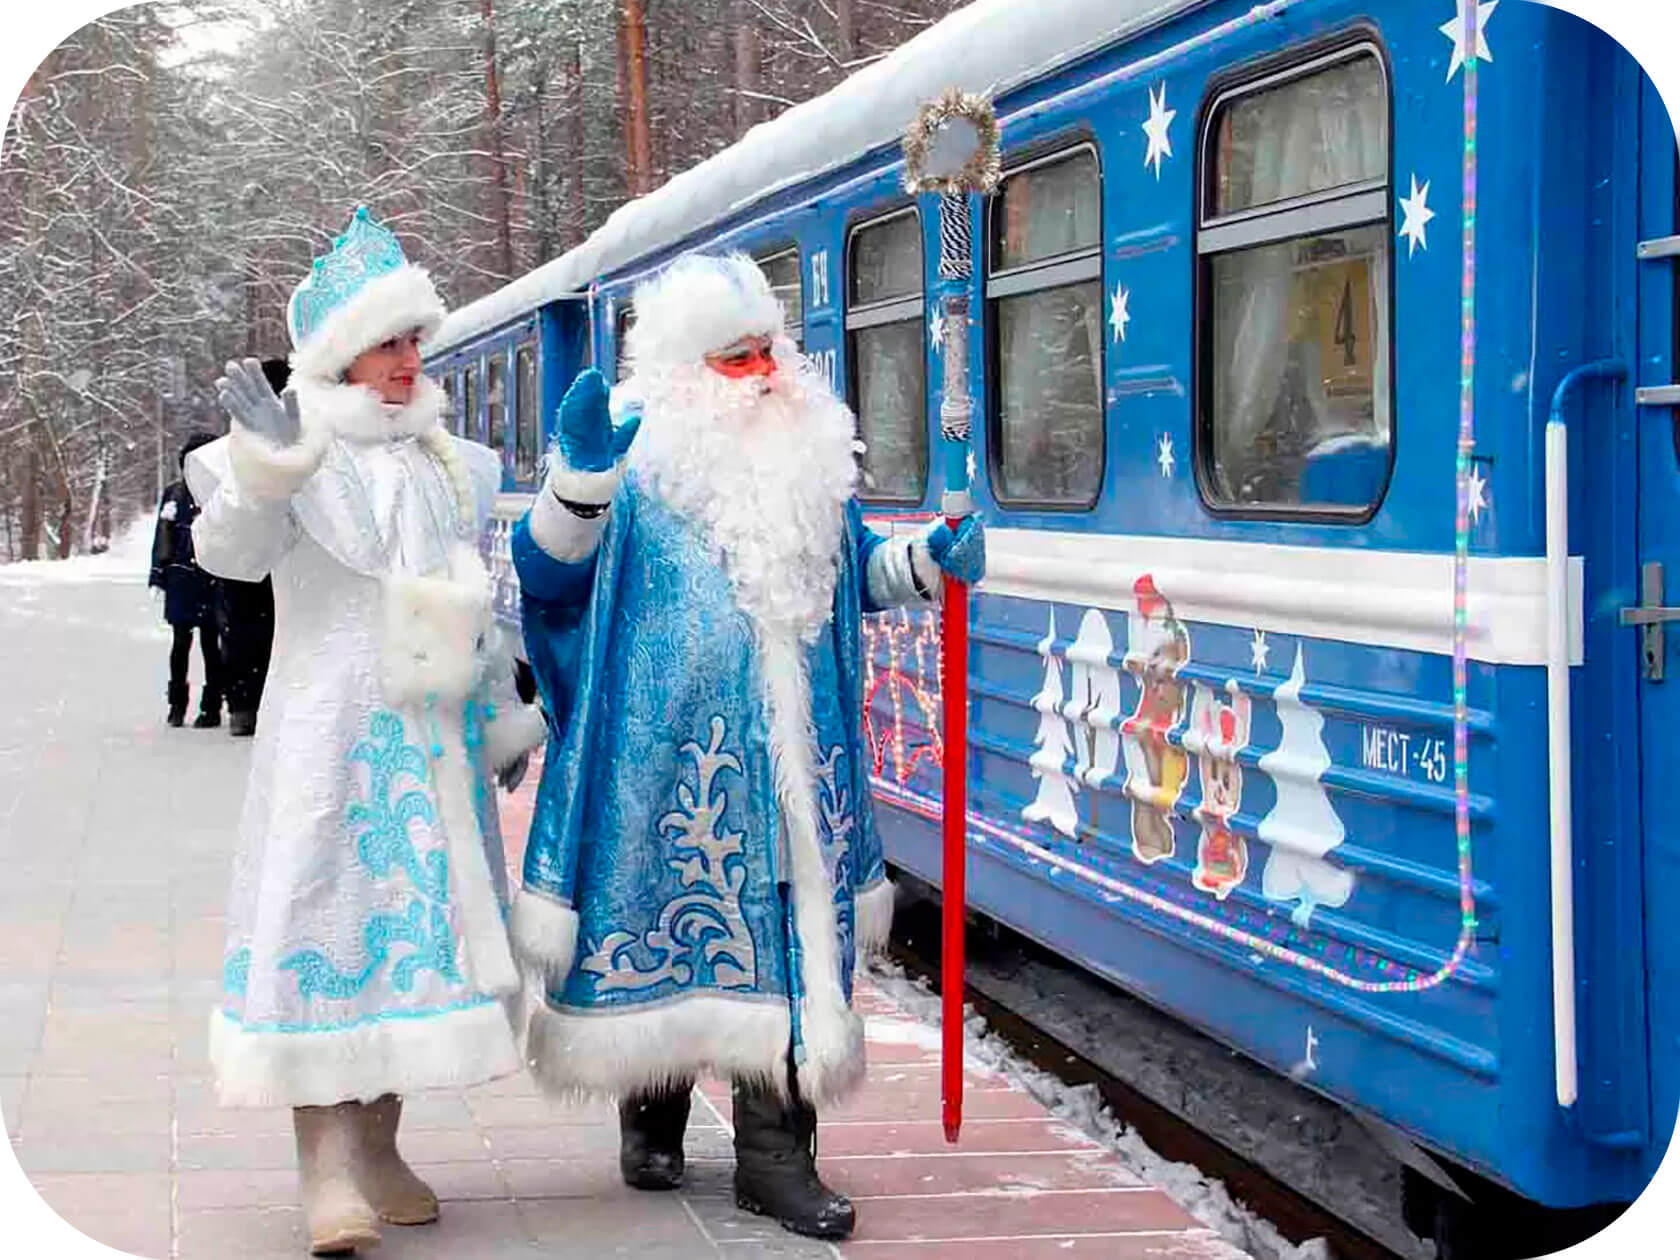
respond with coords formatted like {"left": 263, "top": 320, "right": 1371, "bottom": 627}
{"left": 214, "top": 360, "right": 285, "bottom": 738}
{"left": 150, "top": 432, "right": 226, "bottom": 727}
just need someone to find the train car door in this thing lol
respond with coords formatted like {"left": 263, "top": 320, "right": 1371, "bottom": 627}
{"left": 1631, "top": 72, "right": 1680, "bottom": 1170}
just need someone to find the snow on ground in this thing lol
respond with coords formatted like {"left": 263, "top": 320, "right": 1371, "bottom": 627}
{"left": 0, "top": 513, "right": 154, "bottom": 586}
{"left": 866, "top": 957, "right": 1334, "bottom": 1260}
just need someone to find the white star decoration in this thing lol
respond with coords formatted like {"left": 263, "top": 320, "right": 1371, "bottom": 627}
{"left": 1156, "top": 433, "right": 1175, "bottom": 478}
{"left": 1109, "top": 282, "right": 1131, "bottom": 345}
{"left": 967, "top": 449, "right": 978, "bottom": 484}
{"left": 1251, "top": 629, "right": 1271, "bottom": 674}
{"left": 1142, "top": 83, "right": 1176, "bottom": 179}
{"left": 1467, "top": 467, "right": 1488, "bottom": 523}
{"left": 1440, "top": 0, "right": 1497, "bottom": 82}
{"left": 1398, "top": 175, "right": 1435, "bottom": 257}
{"left": 929, "top": 310, "right": 946, "bottom": 350}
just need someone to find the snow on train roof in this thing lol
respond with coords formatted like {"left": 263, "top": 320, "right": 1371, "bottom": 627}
{"left": 429, "top": 0, "right": 1204, "bottom": 353}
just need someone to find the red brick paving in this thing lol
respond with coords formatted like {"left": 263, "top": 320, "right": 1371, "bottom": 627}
{"left": 495, "top": 757, "right": 1249, "bottom": 1259}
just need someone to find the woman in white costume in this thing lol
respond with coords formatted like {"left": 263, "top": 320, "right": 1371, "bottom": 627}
{"left": 187, "top": 206, "right": 544, "bottom": 1256}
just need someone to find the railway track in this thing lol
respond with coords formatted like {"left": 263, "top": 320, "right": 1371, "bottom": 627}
{"left": 884, "top": 891, "right": 1416, "bottom": 1260}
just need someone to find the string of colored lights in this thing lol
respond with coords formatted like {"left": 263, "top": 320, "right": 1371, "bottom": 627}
{"left": 860, "top": 2, "right": 1485, "bottom": 995}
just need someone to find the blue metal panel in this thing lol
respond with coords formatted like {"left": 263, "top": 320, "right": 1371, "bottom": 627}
{"left": 452, "top": 0, "right": 1677, "bottom": 1215}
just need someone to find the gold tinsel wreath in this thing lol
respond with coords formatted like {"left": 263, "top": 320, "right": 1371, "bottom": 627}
{"left": 901, "top": 87, "right": 1001, "bottom": 196}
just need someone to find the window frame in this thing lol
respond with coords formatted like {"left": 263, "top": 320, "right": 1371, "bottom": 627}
{"left": 754, "top": 243, "right": 804, "bottom": 346}
{"left": 613, "top": 299, "right": 635, "bottom": 384}
{"left": 462, "top": 359, "right": 483, "bottom": 444}
{"left": 514, "top": 338, "right": 541, "bottom": 485}
{"left": 486, "top": 348, "right": 510, "bottom": 461}
{"left": 844, "top": 203, "right": 928, "bottom": 506}
{"left": 983, "top": 137, "right": 1107, "bottom": 513}
{"left": 1192, "top": 33, "right": 1397, "bottom": 524}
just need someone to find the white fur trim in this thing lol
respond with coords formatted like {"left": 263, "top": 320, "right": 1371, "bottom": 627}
{"left": 290, "top": 264, "right": 447, "bottom": 385}
{"left": 854, "top": 877, "right": 895, "bottom": 957}
{"left": 761, "top": 630, "right": 867, "bottom": 1106}
{"left": 429, "top": 708, "right": 521, "bottom": 1001}
{"left": 626, "top": 253, "right": 785, "bottom": 372}
{"left": 209, "top": 999, "right": 520, "bottom": 1108}
{"left": 484, "top": 704, "right": 546, "bottom": 773}
{"left": 379, "top": 544, "right": 492, "bottom": 708}
{"left": 524, "top": 992, "right": 800, "bottom": 1103}
{"left": 510, "top": 889, "right": 579, "bottom": 983}
{"left": 227, "top": 422, "right": 329, "bottom": 503}
{"left": 292, "top": 375, "right": 445, "bottom": 445}
{"left": 529, "top": 481, "right": 612, "bottom": 563}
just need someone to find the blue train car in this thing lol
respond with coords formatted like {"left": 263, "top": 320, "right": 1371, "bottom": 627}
{"left": 423, "top": 2, "right": 1679, "bottom": 1252}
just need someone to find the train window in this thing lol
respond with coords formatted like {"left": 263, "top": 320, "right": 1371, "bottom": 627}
{"left": 515, "top": 341, "right": 540, "bottom": 482}
{"left": 614, "top": 302, "right": 635, "bottom": 383}
{"left": 846, "top": 209, "right": 926, "bottom": 503}
{"left": 756, "top": 246, "right": 803, "bottom": 346}
{"left": 440, "top": 373, "right": 457, "bottom": 434}
{"left": 986, "top": 146, "right": 1104, "bottom": 508}
{"left": 1197, "top": 47, "right": 1392, "bottom": 515}
{"left": 463, "top": 362, "right": 481, "bottom": 442}
{"left": 487, "top": 354, "right": 509, "bottom": 457}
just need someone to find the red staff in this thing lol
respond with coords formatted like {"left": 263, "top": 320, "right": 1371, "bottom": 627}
{"left": 902, "top": 89, "right": 1000, "bottom": 1144}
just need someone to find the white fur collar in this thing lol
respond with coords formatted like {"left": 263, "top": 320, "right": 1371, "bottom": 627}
{"left": 293, "top": 375, "right": 446, "bottom": 446}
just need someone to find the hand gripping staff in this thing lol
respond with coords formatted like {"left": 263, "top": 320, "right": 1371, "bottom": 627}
{"left": 902, "top": 89, "right": 1000, "bottom": 1144}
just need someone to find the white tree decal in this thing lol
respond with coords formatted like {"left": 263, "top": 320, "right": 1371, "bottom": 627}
{"left": 1259, "top": 647, "right": 1355, "bottom": 927}
{"left": 1022, "top": 609, "right": 1080, "bottom": 838}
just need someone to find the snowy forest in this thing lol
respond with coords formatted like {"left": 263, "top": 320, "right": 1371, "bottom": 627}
{"left": 0, "top": 0, "right": 969, "bottom": 561}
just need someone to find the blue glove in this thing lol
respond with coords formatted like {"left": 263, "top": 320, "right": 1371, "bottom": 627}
{"left": 556, "top": 369, "right": 640, "bottom": 472}
{"left": 924, "top": 515, "right": 986, "bottom": 585}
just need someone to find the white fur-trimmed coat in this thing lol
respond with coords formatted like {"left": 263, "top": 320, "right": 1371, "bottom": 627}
{"left": 185, "top": 382, "right": 544, "bottom": 1108}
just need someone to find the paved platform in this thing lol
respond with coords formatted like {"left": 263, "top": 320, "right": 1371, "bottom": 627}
{"left": 0, "top": 547, "right": 1249, "bottom": 1259}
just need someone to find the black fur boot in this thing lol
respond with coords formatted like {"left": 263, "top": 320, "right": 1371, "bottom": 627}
{"left": 167, "top": 682, "right": 189, "bottom": 728}
{"left": 193, "top": 687, "right": 222, "bottom": 729}
{"left": 618, "top": 1083, "right": 693, "bottom": 1191}
{"left": 732, "top": 1079, "right": 854, "bottom": 1240}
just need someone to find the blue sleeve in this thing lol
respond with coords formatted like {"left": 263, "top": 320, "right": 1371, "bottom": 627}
{"left": 850, "top": 500, "right": 889, "bottom": 615}
{"left": 511, "top": 514, "right": 597, "bottom": 608}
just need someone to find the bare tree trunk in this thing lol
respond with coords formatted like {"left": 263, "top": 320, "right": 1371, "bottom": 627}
{"left": 837, "top": 0, "right": 856, "bottom": 62}
{"left": 481, "top": 0, "right": 516, "bottom": 282}
{"left": 19, "top": 443, "right": 41, "bottom": 562}
{"left": 735, "top": 3, "right": 761, "bottom": 138}
{"left": 620, "top": 0, "right": 652, "bottom": 196}
{"left": 568, "top": 36, "right": 587, "bottom": 247}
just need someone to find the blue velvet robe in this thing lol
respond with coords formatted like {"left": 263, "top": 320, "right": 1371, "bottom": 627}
{"left": 512, "top": 475, "right": 893, "bottom": 1100}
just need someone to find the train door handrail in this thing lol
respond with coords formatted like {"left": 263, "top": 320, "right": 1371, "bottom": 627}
{"left": 1545, "top": 358, "right": 1627, "bottom": 1109}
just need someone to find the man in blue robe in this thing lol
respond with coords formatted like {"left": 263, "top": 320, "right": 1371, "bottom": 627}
{"left": 508, "top": 253, "right": 983, "bottom": 1240}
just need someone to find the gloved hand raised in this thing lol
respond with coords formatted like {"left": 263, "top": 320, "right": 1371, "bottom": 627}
{"left": 554, "top": 369, "right": 640, "bottom": 474}
{"left": 923, "top": 515, "right": 986, "bottom": 585}
{"left": 215, "top": 358, "right": 302, "bottom": 448}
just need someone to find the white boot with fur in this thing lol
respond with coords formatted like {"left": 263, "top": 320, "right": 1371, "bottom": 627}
{"left": 294, "top": 1104, "right": 381, "bottom": 1255}
{"left": 354, "top": 1094, "right": 439, "bottom": 1226}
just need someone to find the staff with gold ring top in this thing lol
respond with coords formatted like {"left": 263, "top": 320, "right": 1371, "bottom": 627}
{"left": 902, "top": 88, "right": 1001, "bottom": 1144}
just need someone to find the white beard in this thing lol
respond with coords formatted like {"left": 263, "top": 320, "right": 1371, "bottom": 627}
{"left": 628, "top": 342, "right": 858, "bottom": 644}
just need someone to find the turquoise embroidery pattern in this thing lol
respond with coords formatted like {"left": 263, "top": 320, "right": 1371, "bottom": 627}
{"left": 580, "top": 715, "right": 758, "bottom": 993}
{"left": 223, "top": 947, "right": 251, "bottom": 998}
{"left": 280, "top": 711, "right": 460, "bottom": 1000}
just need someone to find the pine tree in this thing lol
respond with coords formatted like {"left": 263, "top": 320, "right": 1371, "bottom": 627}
{"left": 1023, "top": 610, "right": 1079, "bottom": 838}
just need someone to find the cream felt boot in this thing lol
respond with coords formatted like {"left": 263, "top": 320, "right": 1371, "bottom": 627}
{"left": 294, "top": 1104, "right": 381, "bottom": 1255}
{"left": 354, "top": 1094, "right": 439, "bottom": 1226}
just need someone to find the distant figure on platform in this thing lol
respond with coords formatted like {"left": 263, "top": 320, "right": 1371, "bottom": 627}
{"left": 509, "top": 254, "right": 984, "bottom": 1241}
{"left": 214, "top": 358, "right": 285, "bottom": 738}
{"left": 150, "top": 432, "right": 225, "bottom": 728}
{"left": 186, "top": 206, "right": 544, "bottom": 1257}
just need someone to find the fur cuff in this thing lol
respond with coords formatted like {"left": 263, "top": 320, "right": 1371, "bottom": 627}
{"left": 485, "top": 703, "right": 546, "bottom": 771}
{"left": 227, "top": 423, "right": 327, "bottom": 502}
{"left": 867, "top": 534, "right": 938, "bottom": 609}
{"left": 855, "top": 877, "right": 896, "bottom": 956}
{"left": 529, "top": 473, "right": 615, "bottom": 562}
{"left": 511, "top": 889, "right": 579, "bottom": 983}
